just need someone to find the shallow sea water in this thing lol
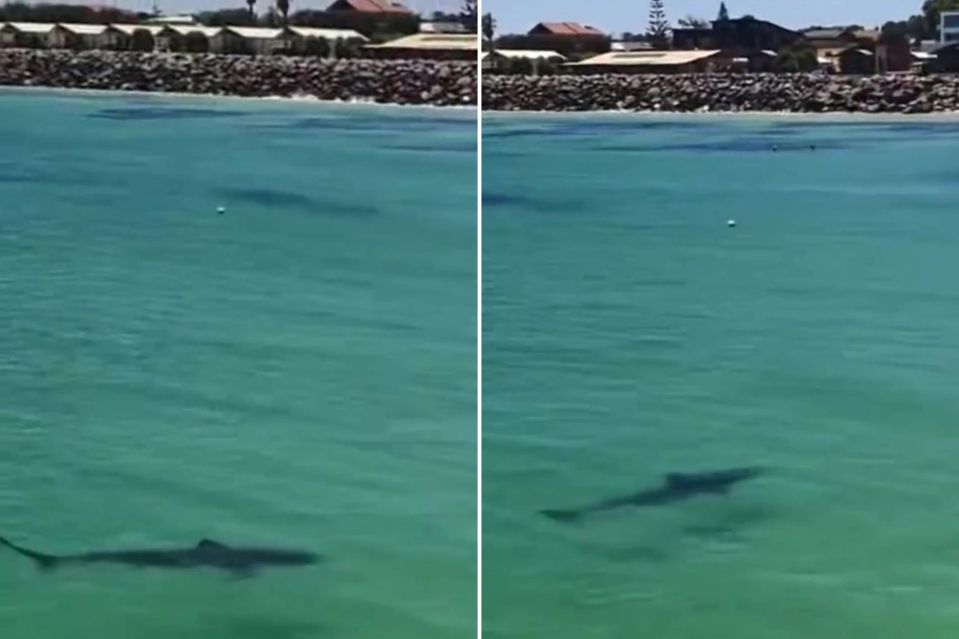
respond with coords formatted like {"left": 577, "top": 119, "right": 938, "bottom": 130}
{"left": 484, "top": 114, "right": 959, "bottom": 639}
{"left": 0, "top": 89, "right": 476, "bottom": 639}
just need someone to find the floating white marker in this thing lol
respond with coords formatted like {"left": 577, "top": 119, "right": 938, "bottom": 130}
{"left": 217, "top": 206, "right": 226, "bottom": 215}
{"left": 727, "top": 219, "right": 736, "bottom": 228}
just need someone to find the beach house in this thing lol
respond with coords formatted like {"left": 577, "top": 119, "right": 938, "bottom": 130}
{"left": 0, "top": 22, "right": 55, "bottom": 48}
{"left": 98, "top": 24, "right": 163, "bottom": 50}
{"left": 326, "top": 0, "right": 411, "bottom": 14}
{"left": 942, "top": 11, "right": 959, "bottom": 43}
{"left": 285, "top": 26, "right": 368, "bottom": 55}
{"left": 211, "top": 27, "right": 287, "bottom": 55}
{"left": 154, "top": 25, "right": 222, "bottom": 52}
{"left": 483, "top": 49, "right": 566, "bottom": 74}
{"left": 364, "top": 33, "right": 476, "bottom": 60}
{"left": 565, "top": 49, "right": 729, "bottom": 74}
{"left": 47, "top": 23, "right": 109, "bottom": 49}
{"left": 804, "top": 27, "right": 910, "bottom": 74}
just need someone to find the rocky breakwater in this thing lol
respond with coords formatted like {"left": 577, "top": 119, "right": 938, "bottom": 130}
{"left": 484, "top": 73, "right": 959, "bottom": 114}
{"left": 0, "top": 49, "right": 477, "bottom": 106}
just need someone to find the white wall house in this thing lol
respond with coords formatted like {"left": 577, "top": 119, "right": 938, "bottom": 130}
{"left": 0, "top": 21, "right": 369, "bottom": 55}
{"left": 0, "top": 22, "right": 54, "bottom": 47}
{"left": 942, "top": 11, "right": 959, "bottom": 43}
{"left": 154, "top": 25, "right": 222, "bottom": 51}
{"left": 47, "top": 23, "right": 108, "bottom": 49}
{"left": 211, "top": 26, "right": 286, "bottom": 55}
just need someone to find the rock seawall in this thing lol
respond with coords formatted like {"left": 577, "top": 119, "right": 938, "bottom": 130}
{"left": 484, "top": 73, "right": 959, "bottom": 114}
{"left": 0, "top": 49, "right": 477, "bottom": 106}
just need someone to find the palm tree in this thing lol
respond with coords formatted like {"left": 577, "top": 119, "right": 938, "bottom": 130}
{"left": 276, "top": 0, "right": 289, "bottom": 26}
{"left": 246, "top": 0, "right": 256, "bottom": 21}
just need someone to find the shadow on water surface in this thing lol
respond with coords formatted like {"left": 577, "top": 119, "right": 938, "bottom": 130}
{"left": 217, "top": 616, "right": 331, "bottom": 639}
{"left": 482, "top": 192, "right": 585, "bottom": 214}
{"left": 90, "top": 107, "right": 250, "bottom": 121}
{"left": 586, "top": 139, "right": 849, "bottom": 153}
{"left": 218, "top": 188, "right": 379, "bottom": 217}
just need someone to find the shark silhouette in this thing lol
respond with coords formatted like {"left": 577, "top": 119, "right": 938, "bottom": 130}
{"left": 541, "top": 467, "right": 765, "bottom": 523}
{"left": 0, "top": 536, "right": 319, "bottom": 576}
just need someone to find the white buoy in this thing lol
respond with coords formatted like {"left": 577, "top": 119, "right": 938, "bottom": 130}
{"left": 217, "top": 206, "right": 226, "bottom": 215}
{"left": 727, "top": 219, "right": 736, "bottom": 228}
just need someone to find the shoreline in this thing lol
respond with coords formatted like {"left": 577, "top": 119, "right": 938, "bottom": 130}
{"left": 483, "top": 73, "right": 959, "bottom": 116}
{"left": 0, "top": 49, "right": 477, "bottom": 108}
{"left": 482, "top": 108, "right": 959, "bottom": 122}
{"left": 0, "top": 84, "right": 479, "bottom": 114}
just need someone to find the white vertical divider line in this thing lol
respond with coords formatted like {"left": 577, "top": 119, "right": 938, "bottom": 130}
{"left": 475, "top": 6, "right": 483, "bottom": 638}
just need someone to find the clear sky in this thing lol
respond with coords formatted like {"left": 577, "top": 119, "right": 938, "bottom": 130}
{"left": 484, "top": 0, "right": 923, "bottom": 36}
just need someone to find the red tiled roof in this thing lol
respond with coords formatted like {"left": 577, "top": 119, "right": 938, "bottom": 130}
{"left": 328, "top": 0, "right": 411, "bottom": 13}
{"left": 531, "top": 22, "right": 604, "bottom": 36}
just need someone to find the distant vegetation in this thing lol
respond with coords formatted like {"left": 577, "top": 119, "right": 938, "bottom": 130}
{"left": 881, "top": 0, "right": 959, "bottom": 40}
{"left": 0, "top": 2, "right": 147, "bottom": 23}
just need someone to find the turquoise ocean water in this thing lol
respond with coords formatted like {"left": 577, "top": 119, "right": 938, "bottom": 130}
{"left": 484, "top": 114, "right": 959, "bottom": 638}
{"left": 0, "top": 89, "right": 475, "bottom": 639}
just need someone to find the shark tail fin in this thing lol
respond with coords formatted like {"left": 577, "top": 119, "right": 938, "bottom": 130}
{"left": 0, "top": 536, "right": 59, "bottom": 571}
{"left": 540, "top": 509, "right": 582, "bottom": 524}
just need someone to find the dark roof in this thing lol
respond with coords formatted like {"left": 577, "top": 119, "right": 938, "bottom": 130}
{"left": 326, "top": 0, "right": 411, "bottom": 13}
{"left": 803, "top": 28, "right": 847, "bottom": 39}
{"left": 530, "top": 22, "right": 604, "bottom": 36}
{"left": 713, "top": 16, "right": 798, "bottom": 35}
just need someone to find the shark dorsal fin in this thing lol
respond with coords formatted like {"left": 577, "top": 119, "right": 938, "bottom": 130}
{"left": 197, "top": 538, "right": 227, "bottom": 550}
{"left": 665, "top": 473, "right": 691, "bottom": 487}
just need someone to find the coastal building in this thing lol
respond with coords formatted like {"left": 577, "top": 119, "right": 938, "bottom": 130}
{"left": 672, "top": 17, "right": 803, "bottom": 53}
{"left": 505, "top": 22, "right": 609, "bottom": 56}
{"left": 211, "top": 26, "right": 368, "bottom": 56}
{"left": 285, "top": 25, "right": 368, "bottom": 48}
{"left": 326, "top": 0, "right": 412, "bottom": 14}
{"left": 804, "top": 27, "right": 910, "bottom": 74}
{"left": 0, "top": 22, "right": 55, "bottom": 48}
{"left": 930, "top": 41, "right": 959, "bottom": 71}
{"left": 154, "top": 25, "right": 222, "bottom": 52}
{"left": 47, "top": 23, "right": 109, "bottom": 49}
{"left": 565, "top": 50, "right": 728, "bottom": 74}
{"left": 483, "top": 49, "right": 566, "bottom": 74}
{"left": 211, "top": 27, "right": 287, "bottom": 55}
{"left": 98, "top": 24, "right": 164, "bottom": 50}
{"left": 420, "top": 21, "right": 468, "bottom": 34}
{"left": 364, "top": 33, "right": 476, "bottom": 60}
{"left": 942, "top": 11, "right": 959, "bottom": 43}
{"left": 527, "top": 22, "right": 604, "bottom": 38}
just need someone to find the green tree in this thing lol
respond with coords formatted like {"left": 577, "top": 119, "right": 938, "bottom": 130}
{"left": 303, "top": 36, "right": 330, "bottom": 57}
{"left": 923, "top": 0, "right": 959, "bottom": 38}
{"left": 460, "top": 0, "right": 478, "bottom": 32}
{"left": 334, "top": 38, "right": 362, "bottom": 58}
{"left": 775, "top": 47, "right": 817, "bottom": 72}
{"left": 482, "top": 13, "right": 496, "bottom": 43}
{"left": 246, "top": 0, "right": 256, "bottom": 20}
{"left": 276, "top": 0, "right": 290, "bottom": 26}
{"left": 677, "top": 15, "right": 709, "bottom": 28}
{"left": 130, "top": 28, "right": 155, "bottom": 51}
{"left": 507, "top": 57, "right": 533, "bottom": 75}
{"left": 718, "top": 1, "right": 729, "bottom": 21}
{"left": 198, "top": 8, "right": 255, "bottom": 26}
{"left": 183, "top": 31, "right": 209, "bottom": 53}
{"left": 647, "top": 0, "right": 671, "bottom": 47}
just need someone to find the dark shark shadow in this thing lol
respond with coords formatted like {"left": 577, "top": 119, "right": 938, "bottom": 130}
{"left": 0, "top": 536, "right": 320, "bottom": 577}
{"left": 218, "top": 616, "right": 332, "bottom": 639}
{"left": 541, "top": 467, "right": 766, "bottom": 523}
